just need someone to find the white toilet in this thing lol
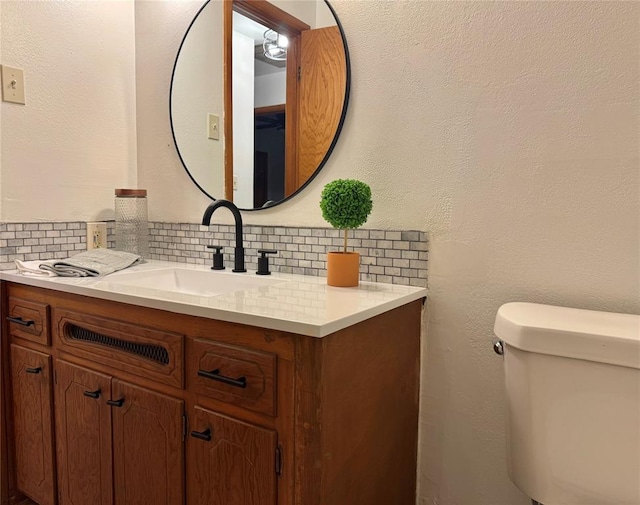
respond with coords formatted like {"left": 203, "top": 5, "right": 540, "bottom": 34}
{"left": 493, "top": 302, "right": 640, "bottom": 505}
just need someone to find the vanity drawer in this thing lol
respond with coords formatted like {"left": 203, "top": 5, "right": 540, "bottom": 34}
{"left": 53, "top": 308, "right": 184, "bottom": 389}
{"left": 7, "top": 297, "right": 50, "bottom": 345}
{"left": 188, "top": 339, "right": 276, "bottom": 417}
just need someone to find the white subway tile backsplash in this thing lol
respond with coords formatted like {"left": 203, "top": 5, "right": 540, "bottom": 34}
{"left": 0, "top": 222, "right": 428, "bottom": 287}
{"left": 148, "top": 222, "right": 427, "bottom": 287}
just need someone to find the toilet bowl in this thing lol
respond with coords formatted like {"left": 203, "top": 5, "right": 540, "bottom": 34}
{"left": 493, "top": 302, "right": 640, "bottom": 505}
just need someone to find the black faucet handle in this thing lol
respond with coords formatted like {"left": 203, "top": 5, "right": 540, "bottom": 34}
{"left": 207, "top": 245, "right": 225, "bottom": 270}
{"left": 256, "top": 250, "right": 278, "bottom": 276}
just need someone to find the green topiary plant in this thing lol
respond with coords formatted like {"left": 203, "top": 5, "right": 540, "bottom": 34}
{"left": 320, "top": 179, "right": 373, "bottom": 253}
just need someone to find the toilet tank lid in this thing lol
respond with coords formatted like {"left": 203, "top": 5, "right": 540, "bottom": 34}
{"left": 494, "top": 302, "right": 640, "bottom": 369}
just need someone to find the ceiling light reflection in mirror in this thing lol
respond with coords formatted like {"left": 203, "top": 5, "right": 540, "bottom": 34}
{"left": 263, "top": 29, "right": 288, "bottom": 60}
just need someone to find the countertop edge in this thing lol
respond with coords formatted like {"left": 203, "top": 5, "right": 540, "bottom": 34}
{"left": 0, "top": 268, "right": 427, "bottom": 338}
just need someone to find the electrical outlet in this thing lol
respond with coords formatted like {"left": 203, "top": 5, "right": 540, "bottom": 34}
{"left": 87, "top": 222, "right": 107, "bottom": 250}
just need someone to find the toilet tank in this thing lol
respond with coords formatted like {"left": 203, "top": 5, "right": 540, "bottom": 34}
{"left": 494, "top": 302, "right": 640, "bottom": 505}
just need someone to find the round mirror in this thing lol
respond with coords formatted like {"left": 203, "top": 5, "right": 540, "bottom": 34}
{"left": 170, "top": 0, "right": 350, "bottom": 211}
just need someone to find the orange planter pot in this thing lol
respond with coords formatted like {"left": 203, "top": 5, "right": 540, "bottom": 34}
{"left": 326, "top": 251, "right": 360, "bottom": 287}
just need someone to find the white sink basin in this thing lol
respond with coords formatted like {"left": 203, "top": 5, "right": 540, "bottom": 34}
{"left": 98, "top": 267, "right": 285, "bottom": 297}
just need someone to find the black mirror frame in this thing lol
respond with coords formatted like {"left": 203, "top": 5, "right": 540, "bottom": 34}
{"left": 169, "top": 0, "right": 351, "bottom": 211}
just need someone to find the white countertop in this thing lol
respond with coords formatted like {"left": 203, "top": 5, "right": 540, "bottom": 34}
{"left": 0, "top": 260, "right": 427, "bottom": 338}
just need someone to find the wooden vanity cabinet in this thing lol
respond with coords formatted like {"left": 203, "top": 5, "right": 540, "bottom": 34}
{"left": 186, "top": 338, "right": 279, "bottom": 505}
{"left": 9, "top": 344, "right": 56, "bottom": 505}
{"left": 111, "top": 380, "right": 184, "bottom": 505}
{"left": 54, "top": 361, "right": 184, "bottom": 505}
{"left": 54, "top": 360, "right": 112, "bottom": 505}
{"left": 54, "top": 318, "right": 185, "bottom": 505}
{"left": 187, "top": 405, "right": 278, "bottom": 505}
{"left": 1, "top": 282, "right": 422, "bottom": 505}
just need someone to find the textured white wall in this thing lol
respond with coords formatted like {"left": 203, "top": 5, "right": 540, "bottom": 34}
{"left": 170, "top": 0, "right": 224, "bottom": 198}
{"left": 232, "top": 30, "right": 255, "bottom": 209}
{"left": 272, "top": 0, "right": 318, "bottom": 29}
{"left": 137, "top": 2, "right": 639, "bottom": 504}
{"left": 255, "top": 71, "right": 286, "bottom": 108}
{"left": 136, "top": 0, "right": 208, "bottom": 219}
{"left": 1, "top": 0, "right": 137, "bottom": 222}
{"left": 0, "top": 1, "right": 637, "bottom": 504}
{"left": 0, "top": 0, "right": 3, "bottom": 220}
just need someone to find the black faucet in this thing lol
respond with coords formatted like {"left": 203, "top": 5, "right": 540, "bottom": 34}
{"left": 201, "top": 199, "right": 246, "bottom": 272}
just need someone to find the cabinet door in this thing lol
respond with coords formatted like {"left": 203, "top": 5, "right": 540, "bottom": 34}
{"left": 9, "top": 344, "right": 56, "bottom": 505}
{"left": 187, "top": 406, "right": 277, "bottom": 505}
{"left": 54, "top": 360, "right": 112, "bottom": 505}
{"left": 111, "top": 379, "right": 184, "bottom": 505}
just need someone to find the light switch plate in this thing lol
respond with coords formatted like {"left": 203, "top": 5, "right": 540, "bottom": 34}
{"left": 208, "top": 113, "right": 220, "bottom": 140}
{"left": 1, "top": 65, "right": 26, "bottom": 104}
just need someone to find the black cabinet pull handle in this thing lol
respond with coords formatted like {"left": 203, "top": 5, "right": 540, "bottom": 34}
{"left": 197, "top": 369, "right": 247, "bottom": 389}
{"left": 25, "top": 367, "right": 42, "bottom": 374}
{"left": 83, "top": 389, "right": 101, "bottom": 399}
{"left": 7, "top": 316, "right": 35, "bottom": 327}
{"left": 190, "top": 428, "right": 212, "bottom": 442}
{"left": 107, "top": 398, "right": 125, "bottom": 407}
